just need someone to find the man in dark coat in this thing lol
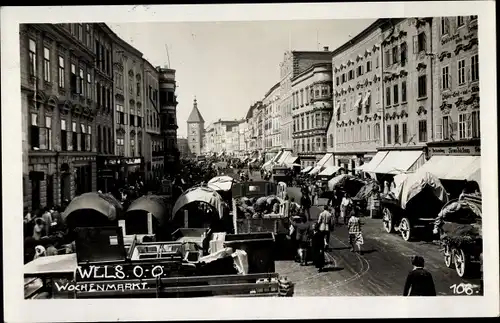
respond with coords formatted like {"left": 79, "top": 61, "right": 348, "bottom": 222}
{"left": 403, "top": 255, "right": 437, "bottom": 296}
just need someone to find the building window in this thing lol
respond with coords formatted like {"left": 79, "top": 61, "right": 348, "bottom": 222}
{"left": 87, "top": 125, "right": 92, "bottom": 151}
{"left": 400, "top": 81, "right": 407, "bottom": 102}
{"left": 374, "top": 123, "right": 380, "bottom": 140}
{"left": 366, "top": 60, "right": 372, "bottom": 72}
{"left": 393, "top": 84, "right": 399, "bottom": 105}
{"left": 300, "top": 90, "right": 304, "bottom": 105}
{"left": 442, "top": 115, "right": 450, "bottom": 140}
{"left": 61, "top": 120, "right": 67, "bottom": 151}
{"left": 418, "top": 119, "right": 428, "bottom": 142}
{"left": 386, "top": 87, "right": 391, "bottom": 106}
{"left": 117, "top": 138, "right": 125, "bottom": 156}
{"left": 116, "top": 104, "right": 125, "bottom": 124}
{"left": 129, "top": 77, "right": 133, "bottom": 94}
{"left": 58, "top": 56, "right": 65, "bottom": 88}
{"left": 70, "top": 64, "right": 77, "bottom": 94}
{"left": 72, "top": 122, "right": 78, "bottom": 151}
{"left": 471, "top": 54, "right": 479, "bottom": 81}
{"left": 400, "top": 42, "right": 407, "bottom": 67}
{"left": 44, "top": 116, "right": 52, "bottom": 150}
{"left": 442, "top": 66, "right": 450, "bottom": 89}
{"left": 457, "top": 16, "right": 465, "bottom": 27}
{"left": 130, "top": 114, "right": 135, "bottom": 126}
{"left": 441, "top": 18, "right": 450, "bottom": 36}
{"left": 394, "top": 124, "right": 400, "bottom": 144}
{"left": 413, "top": 32, "right": 427, "bottom": 53}
{"left": 87, "top": 73, "right": 92, "bottom": 99}
{"left": 30, "top": 113, "right": 40, "bottom": 149}
{"left": 43, "top": 47, "right": 51, "bottom": 82}
{"left": 458, "top": 59, "right": 466, "bottom": 85}
{"left": 79, "top": 68, "right": 84, "bottom": 96}
{"left": 131, "top": 139, "right": 135, "bottom": 156}
{"left": 418, "top": 74, "right": 427, "bottom": 98}
{"left": 86, "top": 25, "right": 91, "bottom": 47}
{"left": 29, "top": 39, "right": 36, "bottom": 77}
{"left": 357, "top": 65, "right": 363, "bottom": 77}
{"left": 471, "top": 111, "right": 480, "bottom": 138}
{"left": 137, "top": 82, "right": 141, "bottom": 96}
{"left": 386, "top": 125, "right": 392, "bottom": 145}
{"left": 80, "top": 124, "right": 86, "bottom": 151}
{"left": 384, "top": 50, "right": 390, "bottom": 67}
{"left": 96, "top": 83, "right": 101, "bottom": 106}
{"left": 78, "top": 23, "right": 83, "bottom": 41}
{"left": 392, "top": 46, "right": 399, "bottom": 64}
{"left": 336, "top": 77, "right": 339, "bottom": 86}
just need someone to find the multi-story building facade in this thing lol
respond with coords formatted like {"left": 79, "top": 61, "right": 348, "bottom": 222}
{"left": 209, "top": 119, "right": 242, "bottom": 154}
{"left": 111, "top": 35, "right": 145, "bottom": 184}
{"left": 262, "top": 82, "right": 281, "bottom": 160}
{"left": 202, "top": 123, "right": 214, "bottom": 155}
{"left": 244, "top": 103, "right": 259, "bottom": 155}
{"left": 279, "top": 49, "right": 333, "bottom": 152}
{"left": 177, "top": 137, "right": 190, "bottom": 158}
{"left": 419, "top": 15, "right": 481, "bottom": 192}
{"left": 93, "top": 23, "right": 116, "bottom": 193}
{"left": 143, "top": 59, "right": 162, "bottom": 180}
{"left": 238, "top": 120, "right": 248, "bottom": 154}
{"left": 187, "top": 97, "right": 205, "bottom": 156}
{"left": 21, "top": 23, "right": 98, "bottom": 210}
{"left": 292, "top": 63, "right": 333, "bottom": 168}
{"left": 328, "top": 20, "right": 384, "bottom": 172}
{"left": 158, "top": 66, "right": 179, "bottom": 175}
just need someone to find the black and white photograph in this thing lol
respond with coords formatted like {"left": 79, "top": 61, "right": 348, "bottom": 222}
{"left": 2, "top": 2, "right": 498, "bottom": 321}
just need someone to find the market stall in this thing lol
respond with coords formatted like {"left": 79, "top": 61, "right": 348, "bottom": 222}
{"left": 62, "top": 192, "right": 124, "bottom": 229}
{"left": 125, "top": 195, "right": 171, "bottom": 235}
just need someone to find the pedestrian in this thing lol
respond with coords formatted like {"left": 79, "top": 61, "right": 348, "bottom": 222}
{"left": 317, "top": 205, "right": 333, "bottom": 250}
{"left": 347, "top": 208, "right": 364, "bottom": 253}
{"left": 309, "top": 182, "right": 317, "bottom": 206}
{"left": 300, "top": 192, "right": 312, "bottom": 221}
{"left": 310, "top": 222, "right": 325, "bottom": 272}
{"left": 403, "top": 255, "right": 437, "bottom": 296}
{"left": 291, "top": 215, "right": 311, "bottom": 266}
{"left": 341, "top": 192, "right": 353, "bottom": 225}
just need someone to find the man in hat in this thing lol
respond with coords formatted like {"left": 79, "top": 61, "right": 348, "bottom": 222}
{"left": 403, "top": 255, "right": 436, "bottom": 296}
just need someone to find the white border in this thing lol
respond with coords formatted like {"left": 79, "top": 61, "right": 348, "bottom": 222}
{"left": 1, "top": 2, "right": 498, "bottom": 321}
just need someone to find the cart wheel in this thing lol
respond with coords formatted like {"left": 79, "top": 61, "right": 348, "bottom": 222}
{"left": 400, "top": 217, "right": 412, "bottom": 241}
{"left": 453, "top": 248, "right": 469, "bottom": 278}
{"left": 444, "top": 243, "right": 453, "bottom": 268}
{"left": 382, "top": 207, "right": 393, "bottom": 233}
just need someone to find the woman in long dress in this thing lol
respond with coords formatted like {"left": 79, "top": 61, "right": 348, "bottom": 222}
{"left": 311, "top": 223, "right": 325, "bottom": 272}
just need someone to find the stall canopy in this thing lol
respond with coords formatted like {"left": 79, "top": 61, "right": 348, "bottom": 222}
{"left": 317, "top": 153, "right": 333, "bottom": 168}
{"left": 309, "top": 166, "right": 322, "bottom": 175}
{"left": 284, "top": 155, "right": 299, "bottom": 167}
{"left": 372, "top": 150, "right": 424, "bottom": 174}
{"left": 172, "top": 186, "right": 225, "bottom": 219}
{"left": 417, "top": 155, "right": 481, "bottom": 188}
{"left": 126, "top": 195, "right": 170, "bottom": 227}
{"left": 319, "top": 165, "right": 342, "bottom": 177}
{"left": 360, "top": 151, "right": 389, "bottom": 172}
{"left": 276, "top": 150, "right": 291, "bottom": 165}
{"left": 301, "top": 166, "right": 313, "bottom": 173}
{"left": 392, "top": 170, "right": 448, "bottom": 210}
{"left": 62, "top": 192, "right": 123, "bottom": 228}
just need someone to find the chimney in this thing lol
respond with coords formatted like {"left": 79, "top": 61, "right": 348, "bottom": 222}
{"left": 323, "top": 46, "right": 329, "bottom": 51}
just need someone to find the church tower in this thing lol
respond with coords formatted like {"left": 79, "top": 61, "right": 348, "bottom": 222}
{"left": 187, "top": 97, "right": 205, "bottom": 156}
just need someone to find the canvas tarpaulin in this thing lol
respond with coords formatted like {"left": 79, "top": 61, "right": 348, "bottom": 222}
{"left": 395, "top": 170, "right": 449, "bottom": 210}
{"left": 172, "top": 186, "right": 225, "bottom": 219}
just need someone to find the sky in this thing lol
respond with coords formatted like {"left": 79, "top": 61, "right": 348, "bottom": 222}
{"left": 108, "top": 19, "right": 375, "bottom": 137}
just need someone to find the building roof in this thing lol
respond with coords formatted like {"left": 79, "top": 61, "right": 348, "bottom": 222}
{"left": 187, "top": 98, "right": 205, "bottom": 123}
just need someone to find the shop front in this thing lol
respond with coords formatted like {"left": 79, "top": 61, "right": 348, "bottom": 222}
{"left": 104, "top": 156, "right": 145, "bottom": 188}
{"left": 419, "top": 140, "right": 481, "bottom": 197}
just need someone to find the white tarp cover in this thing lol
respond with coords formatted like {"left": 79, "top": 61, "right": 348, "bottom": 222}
{"left": 208, "top": 176, "right": 235, "bottom": 184}
{"left": 301, "top": 166, "right": 313, "bottom": 173}
{"left": 327, "top": 174, "right": 365, "bottom": 191}
{"left": 319, "top": 165, "right": 342, "bottom": 177}
{"left": 172, "top": 186, "right": 225, "bottom": 219}
{"left": 392, "top": 170, "right": 449, "bottom": 210}
{"left": 24, "top": 253, "right": 77, "bottom": 276}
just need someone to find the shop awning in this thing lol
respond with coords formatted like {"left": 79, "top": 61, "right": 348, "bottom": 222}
{"left": 309, "top": 166, "right": 322, "bottom": 175}
{"left": 359, "top": 151, "right": 389, "bottom": 172}
{"left": 362, "top": 91, "right": 371, "bottom": 107}
{"left": 284, "top": 155, "right": 299, "bottom": 166}
{"left": 318, "top": 165, "right": 342, "bottom": 177}
{"left": 418, "top": 155, "right": 481, "bottom": 187}
{"left": 301, "top": 166, "right": 313, "bottom": 173}
{"left": 317, "top": 153, "right": 333, "bottom": 168}
{"left": 372, "top": 150, "right": 424, "bottom": 174}
{"left": 276, "top": 151, "right": 291, "bottom": 165}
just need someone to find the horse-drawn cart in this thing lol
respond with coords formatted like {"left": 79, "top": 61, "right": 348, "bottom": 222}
{"left": 434, "top": 193, "right": 482, "bottom": 278}
{"left": 381, "top": 171, "right": 448, "bottom": 241}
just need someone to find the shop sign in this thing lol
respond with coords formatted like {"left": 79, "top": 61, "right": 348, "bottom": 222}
{"left": 441, "top": 32, "right": 475, "bottom": 46}
{"left": 429, "top": 145, "right": 480, "bottom": 156}
{"left": 125, "top": 158, "right": 142, "bottom": 165}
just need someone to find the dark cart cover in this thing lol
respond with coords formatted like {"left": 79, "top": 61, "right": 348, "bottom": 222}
{"left": 126, "top": 195, "right": 171, "bottom": 227}
{"left": 62, "top": 192, "right": 123, "bottom": 228}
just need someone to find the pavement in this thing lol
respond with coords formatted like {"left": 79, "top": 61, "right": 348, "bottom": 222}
{"left": 279, "top": 186, "right": 482, "bottom": 296}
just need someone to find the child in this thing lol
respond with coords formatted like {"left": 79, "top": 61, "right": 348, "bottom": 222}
{"left": 347, "top": 208, "right": 364, "bottom": 254}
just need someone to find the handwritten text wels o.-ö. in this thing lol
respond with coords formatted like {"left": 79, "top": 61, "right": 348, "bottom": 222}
{"left": 76, "top": 265, "right": 167, "bottom": 280}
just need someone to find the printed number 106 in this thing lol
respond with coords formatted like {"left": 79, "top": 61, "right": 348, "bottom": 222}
{"left": 450, "top": 283, "right": 474, "bottom": 295}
